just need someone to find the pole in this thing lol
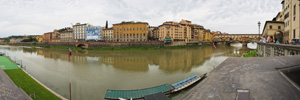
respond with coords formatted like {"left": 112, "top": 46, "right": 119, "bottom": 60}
{"left": 68, "top": 54, "right": 72, "bottom": 100}
{"left": 69, "top": 82, "right": 72, "bottom": 100}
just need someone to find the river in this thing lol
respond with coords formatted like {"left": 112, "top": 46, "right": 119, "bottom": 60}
{"left": 0, "top": 43, "right": 256, "bottom": 100}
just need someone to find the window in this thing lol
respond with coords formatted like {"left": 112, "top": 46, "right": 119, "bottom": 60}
{"left": 130, "top": 28, "right": 132, "bottom": 31}
{"left": 278, "top": 26, "right": 281, "bottom": 29}
{"left": 137, "top": 28, "right": 139, "bottom": 30}
{"left": 133, "top": 28, "right": 135, "bottom": 31}
{"left": 294, "top": 5, "right": 296, "bottom": 15}
{"left": 269, "top": 25, "right": 272, "bottom": 29}
{"left": 294, "top": 29, "right": 296, "bottom": 39}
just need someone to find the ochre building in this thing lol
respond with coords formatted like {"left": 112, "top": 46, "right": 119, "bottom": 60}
{"left": 113, "top": 21, "right": 148, "bottom": 42}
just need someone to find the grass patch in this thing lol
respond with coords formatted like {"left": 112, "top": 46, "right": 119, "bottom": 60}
{"left": 243, "top": 49, "right": 261, "bottom": 57}
{"left": 4, "top": 69, "right": 61, "bottom": 100}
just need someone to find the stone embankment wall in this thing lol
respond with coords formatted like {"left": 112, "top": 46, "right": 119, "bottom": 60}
{"left": 8, "top": 41, "right": 164, "bottom": 47}
{"left": 257, "top": 42, "right": 300, "bottom": 57}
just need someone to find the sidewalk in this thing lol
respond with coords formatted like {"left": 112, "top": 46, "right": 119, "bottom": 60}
{"left": 180, "top": 55, "right": 300, "bottom": 100}
{"left": 0, "top": 68, "right": 32, "bottom": 100}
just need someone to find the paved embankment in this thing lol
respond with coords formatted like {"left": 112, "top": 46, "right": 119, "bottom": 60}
{"left": 0, "top": 68, "right": 32, "bottom": 100}
{"left": 180, "top": 55, "right": 300, "bottom": 100}
{"left": 0, "top": 56, "right": 66, "bottom": 100}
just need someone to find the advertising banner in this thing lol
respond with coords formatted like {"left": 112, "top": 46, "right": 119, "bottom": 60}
{"left": 86, "top": 28, "right": 99, "bottom": 41}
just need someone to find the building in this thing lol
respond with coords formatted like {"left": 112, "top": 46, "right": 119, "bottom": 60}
{"left": 60, "top": 27, "right": 73, "bottom": 42}
{"left": 0, "top": 39, "right": 4, "bottom": 43}
{"left": 190, "top": 25, "right": 205, "bottom": 41}
{"left": 103, "top": 27, "right": 113, "bottom": 42}
{"left": 52, "top": 30, "right": 60, "bottom": 42}
{"left": 9, "top": 38, "right": 22, "bottom": 43}
{"left": 36, "top": 35, "right": 44, "bottom": 42}
{"left": 73, "top": 23, "right": 93, "bottom": 42}
{"left": 268, "top": 0, "right": 300, "bottom": 42}
{"left": 86, "top": 26, "right": 103, "bottom": 41}
{"left": 148, "top": 26, "right": 158, "bottom": 41}
{"left": 204, "top": 29, "right": 213, "bottom": 42}
{"left": 113, "top": 21, "right": 148, "bottom": 42}
{"left": 44, "top": 32, "right": 52, "bottom": 43}
{"left": 158, "top": 19, "right": 193, "bottom": 43}
{"left": 262, "top": 21, "right": 284, "bottom": 42}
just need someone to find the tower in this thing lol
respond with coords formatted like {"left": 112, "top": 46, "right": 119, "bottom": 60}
{"left": 105, "top": 20, "right": 108, "bottom": 29}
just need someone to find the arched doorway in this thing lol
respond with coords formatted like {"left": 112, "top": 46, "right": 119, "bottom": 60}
{"left": 274, "top": 31, "right": 283, "bottom": 43}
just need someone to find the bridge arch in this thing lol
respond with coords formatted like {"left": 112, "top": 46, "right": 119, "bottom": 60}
{"left": 75, "top": 43, "right": 89, "bottom": 48}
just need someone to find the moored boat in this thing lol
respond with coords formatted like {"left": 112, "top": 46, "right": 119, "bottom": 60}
{"left": 170, "top": 73, "right": 206, "bottom": 93}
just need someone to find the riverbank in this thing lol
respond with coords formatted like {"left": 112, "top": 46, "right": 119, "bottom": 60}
{"left": 14, "top": 44, "right": 208, "bottom": 51}
{"left": 0, "top": 56, "right": 64, "bottom": 100}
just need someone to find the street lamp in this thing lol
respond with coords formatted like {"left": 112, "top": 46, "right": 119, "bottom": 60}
{"left": 258, "top": 21, "right": 261, "bottom": 38}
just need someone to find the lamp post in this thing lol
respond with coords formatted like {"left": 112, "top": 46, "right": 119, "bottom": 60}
{"left": 258, "top": 21, "right": 261, "bottom": 39}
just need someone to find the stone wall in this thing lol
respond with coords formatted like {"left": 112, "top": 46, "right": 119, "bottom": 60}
{"left": 257, "top": 42, "right": 300, "bottom": 57}
{"left": 8, "top": 42, "right": 164, "bottom": 47}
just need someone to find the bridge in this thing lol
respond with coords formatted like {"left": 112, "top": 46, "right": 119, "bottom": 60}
{"left": 213, "top": 34, "right": 260, "bottom": 46}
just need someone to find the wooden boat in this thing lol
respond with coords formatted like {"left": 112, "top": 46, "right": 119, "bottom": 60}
{"left": 170, "top": 73, "right": 207, "bottom": 93}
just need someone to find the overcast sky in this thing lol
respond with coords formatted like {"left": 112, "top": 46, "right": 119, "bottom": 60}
{"left": 0, "top": 0, "right": 281, "bottom": 38}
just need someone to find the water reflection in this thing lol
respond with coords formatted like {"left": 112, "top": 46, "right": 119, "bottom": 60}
{"left": 4, "top": 44, "right": 255, "bottom": 73}
{"left": 0, "top": 44, "right": 255, "bottom": 100}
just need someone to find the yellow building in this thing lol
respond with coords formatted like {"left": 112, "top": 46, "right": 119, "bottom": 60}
{"left": 60, "top": 27, "right": 73, "bottom": 42}
{"left": 158, "top": 20, "right": 193, "bottom": 43}
{"left": 191, "top": 25, "right": 205, "bottom": 41}
{"left": 113, "top": 21, "right": 148, "bottom": 42}
{"left": 36, "top": 35, "right": 44, "bottom": 42}
{"left": 204, "top": 30, "right": 213, "bottom": 42}
{"left": 262, "top": 21, "right": 284, "bottom": 42}
{"left": 103, "top": 27, "right": 113, "bottom": 42}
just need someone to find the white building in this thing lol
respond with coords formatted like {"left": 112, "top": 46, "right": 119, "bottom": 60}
{"left": 73, "top": 23, "right": 93, "bottom": 42}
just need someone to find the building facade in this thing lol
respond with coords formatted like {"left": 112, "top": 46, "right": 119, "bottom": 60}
{"left": 52, "top": 30, "right": 60, "bottom": 42}
{"left": 9, "top": 38, "right": 22, "bottom": 43}
{"left": 73, "top": 23, "right": 93, "bottom": 42}
{"left": 262, "top": 21, "right": 284, "bottom": 42}
{"left": 148, "top": 26, "right": 159, "bottom": 41}
{"left": 281, "top": 0, "right": 300, "bottom": 41}
{"left": 113, "top": 21, "right": 148, "bottom": 42}
{"left": 60, "top": 27, "right": 73, "bottom": 42}
{"left": 158, "top": 19, "right": 192, "bottom": 43}
{"left": 191, "top": 25, "right": 205, "bottom": 41}
{"left": 103, "top": 27, "right": 113, "bottom": 41}
{"left": 204, "top": 30, "right": 213, "bottom": 42}
{"left": 44, "top": 32, "right": 52, "bottom": 43}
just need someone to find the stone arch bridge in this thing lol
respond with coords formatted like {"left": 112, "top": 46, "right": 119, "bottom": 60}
{"left": 213, "top": 34, "right": 260, "bottom": 46}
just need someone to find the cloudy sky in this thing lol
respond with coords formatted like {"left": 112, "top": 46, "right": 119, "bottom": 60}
{"left": 0, "top": 0, "right": 281, "bottom": 38}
